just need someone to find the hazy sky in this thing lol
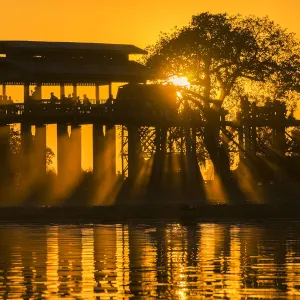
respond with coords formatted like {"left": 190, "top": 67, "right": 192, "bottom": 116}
{"left": 2, "top": 0, "right": 300, "bottom": 48}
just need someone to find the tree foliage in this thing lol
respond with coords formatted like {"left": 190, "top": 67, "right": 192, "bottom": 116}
{"left": 146, "top": 12, "right": 300, "bottom": 108}
{"left": 10, "top": 129, "right": 55, "bottom": 172}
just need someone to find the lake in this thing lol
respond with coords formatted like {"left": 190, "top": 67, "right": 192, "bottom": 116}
{"left": 0, "top": 221, "right": 299, "bottom": 299}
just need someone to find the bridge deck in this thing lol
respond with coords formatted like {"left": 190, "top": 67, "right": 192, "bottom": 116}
{"left": 0, "top": 103, "right": 300, "bottom": 127}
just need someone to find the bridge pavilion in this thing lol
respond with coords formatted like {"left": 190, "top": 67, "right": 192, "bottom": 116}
{"left": 0, "top": 41, "right": 149, "bottom": 191}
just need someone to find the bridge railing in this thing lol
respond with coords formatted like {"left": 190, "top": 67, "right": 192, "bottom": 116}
{"left": 0, "top": 101, "right": 229, "bottom": 126}
{"left": 0, "top": 102, "right": 109, "bottom": 115}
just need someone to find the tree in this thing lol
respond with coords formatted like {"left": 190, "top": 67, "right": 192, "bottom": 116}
{"left": 146, "top": 12, "right": 299, "bottom": 108}
{"left": 145, "top": 12, "right": 300, "bottom": 184}
{"left": 10, "top": 128, "right": 55, "bottom": 173}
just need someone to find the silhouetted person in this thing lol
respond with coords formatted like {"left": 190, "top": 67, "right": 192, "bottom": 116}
{"left": 83, "top": 94, "right": 90, "bottom": 105}
{"left": 61, "top": 94, "right": 67, "bottom": 104}
{"left": 7, "top": 96, "right": 13, "bottom": 104}
{"left": 50, "top": 92, "right": 58, "bottom": 103}
{"left": 106, "top": 94, "right": 114, "bottom": 105}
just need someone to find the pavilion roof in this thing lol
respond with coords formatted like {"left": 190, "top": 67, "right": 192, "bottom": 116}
{"left": 0, "top": 58, "right": 152, "bottom": 84}
{"left": 0, "top": 41, "right": 147, "bottom": 55}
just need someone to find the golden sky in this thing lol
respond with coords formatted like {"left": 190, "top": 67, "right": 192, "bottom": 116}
{"left": 2, "top": 0, "right": 300, "bottom": 48}
{"left": 2, "top": 0, "right": 300, "bottom": 171}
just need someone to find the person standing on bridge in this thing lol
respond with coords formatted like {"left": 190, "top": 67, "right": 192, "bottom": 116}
{"left": 106, "top": 94, "right": 115, "bottom": 112}
{"left": 50, "top": 92, "right": 58, "bottom": 103}
{"left": 83, "top": 94, "right": 90, "bottom": 106}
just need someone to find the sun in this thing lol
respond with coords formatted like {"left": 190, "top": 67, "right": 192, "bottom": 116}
{"left": 168, "top": 76, "right": 190, "bottom": 88}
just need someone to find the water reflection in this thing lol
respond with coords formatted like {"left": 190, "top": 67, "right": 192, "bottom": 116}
{"left": 0, "top": 222, "right": 300, "bottom": 298}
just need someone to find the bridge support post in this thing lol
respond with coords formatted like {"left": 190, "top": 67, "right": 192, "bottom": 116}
{"left": 251, "top": 103, "right": 257, "bottom": 158}
{"left": 128, "top": 125, "right": 141, "bottom": 184}
{"left": 36, "top": 84, "right": 42, "bottom": 100}
{"left": 0, "top": 125, "right": 11, "bottom": 183}
{"left": 185, "top": 126, "right": 193, "bottom": 188}
{"left": 21, "top": 124, "right": 33, "bottom": 158}
{"left": 150, "top": 127, "right": 167, "bottom": 194}
{"left": 24, "top": 83, "right": 30, "bottom": 103}
{"left": 57, "top": 124, "right": 69, "bottom": 178}
{"left": 34, "top": 125, "right": 47, "bottom": 178}
{"left": 108, "top": 83, "right": 112, "bottom": 97}
{"left": 273, "top": 101, "right": 286, "bottom": 184}
{"left": 60, "top": 83, "right": 65, "bottom": 99}
{"left": 2, "top": 84, "right": 6, "bottom": 98}
{"left": 105, "top": 125, "right": 116, "bottom": 180}
{"left": 190, "top": 127, "right": 200, "bottom": 184}
{"left": 20, "top": 124, "right": 33, "bottom": 194}
{"left": 70, "top": 124, "right": 82, "bottom": 177}
{"left": 237, "top": 112, "right": 245, "bottom": 163}
{"left": 92, "top": 124, "right": 117, "bottom": 205}
{"left": 95, "top": 84, "right": 100, "bottom": 104}
{"left": 184, "top": 126, "right": 202, "bottom": 199}
{"left": 73, "top": 84, "right": 77, "bottom": 99}
{"left": 56, "top": 124, "right": 82, "bottom": 201}
{"left": 93, "top": 124, "right": 105, "bottom": 180}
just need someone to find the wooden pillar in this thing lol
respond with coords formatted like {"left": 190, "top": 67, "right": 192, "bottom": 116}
{"left": 127, "top": 125, "right": 140, "bottom": 183}
{"left": 93, "top": 124, "right": 105, "bottom": 179}
{"left": 185, "top": 126, "right": 192, "bottom": 184}
{"left": 244, "top": 100, "right": 251, "bottom": 160}
{"left": 2, "top": 84, "right": 6, "bottom": 97}
{"left": 21, "top": 124, "right": 32, "bottom": 154}
{"left": 95, "top": 84, "right": 100, "bottom": 104}
{"left": 34, "top": 125, "right": 47, "bottom": 177}
{"left": 0, "top": 125, "right": 10, "bottom": 181}
{"left": 237, "top": 112, "right": 244, "bottom": 162}
{"left": 57, "top": 124, "right": 69, "bottom": 177}
{"left": 57, "top": 124, "right": 82, "bottom": 199}
{"left": 108, "top": 83, "right": 112, "bottom": 97}
{"left": 151, "top": 126, "right": 166, "bottom": 190}
{"left": 21, "top": 124, "right": 33, "bottom": 186}
{"left": 105, "top": 125, "right": 116, "bottom": 180}
{"left": 251, "top": 102, "right": 257, "bottom": 157}
{"left": 70, "top": 124, "right": 81, "bottom": 176}
{"left": 190, "top": 127, "right": 198, "bottom": 176}
{"left": 24, "top": 83, "right": 30, "bottom": 103}
{"left": 73, "top": 83, "right": 77, "bottom": 99}
{"left": 36, "top": 83, "right": 42, "bottom": 100}
{"left": 60, "top": 83, "right": 65, "bottom": 99}
{"left": 274, "top": 101, "right": 286, "bottom": 183}
{"left": 219, "top": 109, "right": 230, "bottom": 182}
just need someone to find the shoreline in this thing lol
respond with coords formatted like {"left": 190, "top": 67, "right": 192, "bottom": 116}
{"left": 0, "top": 204, "right": 299, "bottom": 224}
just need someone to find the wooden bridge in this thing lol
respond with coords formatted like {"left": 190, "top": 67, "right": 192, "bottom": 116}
{"left": 0, "top": 41, "right": 300, "bottom": 204}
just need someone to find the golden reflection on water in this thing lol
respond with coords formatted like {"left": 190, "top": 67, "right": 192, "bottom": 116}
{"left": 1, "top": 223, "right": 300, "bottom": 299}
{"left": 46, "top": 226, "right": 59, "bottom": 298}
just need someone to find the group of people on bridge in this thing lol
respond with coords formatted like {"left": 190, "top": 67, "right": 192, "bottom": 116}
{"left": 0, "top": 95, "right": 14, "bottom": 105}
{"left": 0, "top": 89, "right": 115, "bottom": 110}
{"left": 48, "top": 92, "right": 115, "bottom": 106}
{"left": 51, "top": 93, "right": 92, "bottom": 106}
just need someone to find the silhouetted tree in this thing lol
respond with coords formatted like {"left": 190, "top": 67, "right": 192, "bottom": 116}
{"left": 146, "top": 12, "right": 299, "bottom": 105}
{"left": 146, "top": 12, "right": 300, "bottom": 182}
{"left": 10, "top": 128, "right": 55, "bottom": 173}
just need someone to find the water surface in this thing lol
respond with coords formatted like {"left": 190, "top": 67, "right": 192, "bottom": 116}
{"left": 0, "top": 222, "right": 299, "bottom": 299}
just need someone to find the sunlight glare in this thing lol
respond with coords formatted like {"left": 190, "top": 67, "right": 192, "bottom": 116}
{"left": 168, "top": 76, "right": 190, "bottom": 88}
